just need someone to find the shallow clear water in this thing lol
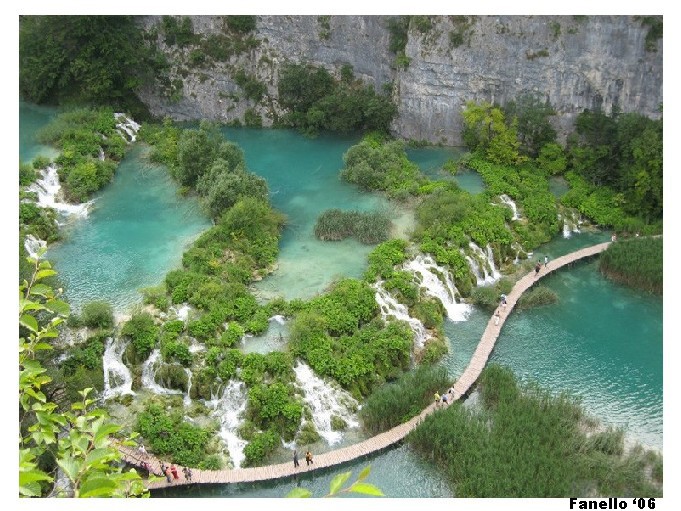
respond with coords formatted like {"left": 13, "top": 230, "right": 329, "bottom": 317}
{"left": 406, "top": 146, "right": 485, "bottom": 194}
{"left": 19, "top": 101, "right": 59, "bottom": 163}
{"left": 46, "top": 145, "right": 211, "bottom": 312}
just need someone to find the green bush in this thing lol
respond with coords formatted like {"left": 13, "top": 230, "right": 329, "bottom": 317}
{"left": 20, "top": 161, "right": 37, "bottom": 186}
{"left": 136, "top": 403, "right": 211, "bottom": 467}
{"left": 296, "top": 421, "right": 321, "bottom": 444}
{"left": 80, "top": 300, "right": 114, "bottom": 329}
{"left": 243, "top": 429, "right": 279, "bottom": 467}
{"left": 517, "top": 285, "right": 558, "bottom": 309}
{"left": 154, "top": 364, "right": 189, "bottom": 392}
{"left": 121, "top": 312, "right": 158, "bottom": 361}
{"left": 141, "top": 285, "right": 170, "bottom": 311}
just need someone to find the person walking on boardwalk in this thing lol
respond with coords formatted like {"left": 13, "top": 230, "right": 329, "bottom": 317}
{"left": 170, "top": 464, "right": 179, "bottom": 479}
{"left": 535, "top": 261, "right": 541, "bottom": 277}
{"left": 434, "top": 391, "right": 441, "bottom": 407}
{"left": 182, "top": 466, "right": 192, "bottom": 481}
{"left": 164, "top": 466, "right": 172, "bottom": 483}
{"left": 305, "top": 451, "right": 314, "bottom": 466}
{"left": 494, "top": 309, "right": 501, "bottom": 326}
{"left": 293, "top": 450, "right": 300, "bottom": 468}
{"left": 544, "top": 255, "right": 549, "bottom": 267}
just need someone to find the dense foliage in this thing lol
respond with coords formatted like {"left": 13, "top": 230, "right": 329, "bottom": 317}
{"left": 277, "top": 63, "right": 396, "bottom": 135}
{"left": 599, "top": 237, "right": 662, "bottom": 294}
{"left": 567, "top": 110, "right": 662, "bottom": 223}
{"left": 19, "top": 254, "right": 147, "bottom": 497}
{"left": 80, "top": 301, "right": 115, "bottom": 329}
{"left": 408, "top": 364, "right": 662, "bottom": 497}
{"left": 136, "top": 403, "right": 213, "bottom": 467}
{"left": 35, "top": 108, "right": 129, "bottom": 202}
{"left": 314, "top": 209, "right": 392, "bottom": 244}
{"left": 359, "top": 365, "right": 450, "bottom": 435}
{"left": 19, "top": 16, "right": 162, "bottom": 115}
{"left": 340, "top": 136, "right": 426, "bottom": 199}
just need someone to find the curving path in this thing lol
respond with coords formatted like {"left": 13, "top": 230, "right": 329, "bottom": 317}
{"left": 119, "top": 241, "right": 611, "bottom": 489}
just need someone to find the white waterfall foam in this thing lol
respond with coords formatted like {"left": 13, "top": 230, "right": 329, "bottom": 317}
{"left": 373, "top": 282, "right": 428, "bottom": 349}
{"left": 205, "top": 381, "right": 248, "bottom": 468}
{"left": 404, "top": 254, "right": 471, "bottom": 322}
{"left": 102, "top": 337, "right": 134, "bottom": 400}
{"left": 499, "top": 194, "right": 520, "bottom": 220}
{"left": 184, "top": 368, "right": 193, "bottom": 406}
{"left": 293, "top": 361, "right": 359, "bottom": 445}
{"left": 24, "top": 234, "right": 47, "bottom": 259}
{"left": 141, "top": 349, "right": 183, "bottom": 395}
{"left": 270, "top": 314, "right": 286, "bottom": 325}
{"left": 561, "top": 211, "right": 582, "bottom": 238}
{"left": 114, "top": 113, "right": 141, "bottom": 143}
{"left": 563, "top": 221, "right": 572, "bottom": 238}
{"left": 485, "top": 244, "right": 501, "bottom": 281}
{"left": 171, "top": 304, "right": 191, "bottom": 322}
{"left": 466, "top": 242, "right": 500, "bottom": 285}
{"left": 27, "top": 165, "right": 94, "bottom": 219}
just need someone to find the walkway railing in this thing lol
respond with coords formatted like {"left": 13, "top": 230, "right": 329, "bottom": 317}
{"left": 119, "top": 241, "right": 611, "bottom": 489}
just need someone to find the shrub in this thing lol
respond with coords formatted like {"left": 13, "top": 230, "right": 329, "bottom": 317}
{"left": 20, "top": 161, "right": 37, "bottom": 186}
{"left": 154, "top": 364, "right": 189, "bottom": 392}
{"left": 121, "top": 312, "right": 158, "bottom": 361}
{"left": 142, "top": 285, "right": 170, "bottom": 311}
{"left": 314, "top": 209, "right": 391, "bottom": 245}
{"left": 80, "top": 301, "right": 114, "bottom": 329}
{"left": 296, "top": 421, "right": 321, "bottom": 444}
{"left": 243, "top": 429, "right": 279, "bottom": 467}
{"left": 517, "top": 285, "right": 558, "bottom": 309}
{"left": 599, "top": 237, "right": 662, "bottom": 294}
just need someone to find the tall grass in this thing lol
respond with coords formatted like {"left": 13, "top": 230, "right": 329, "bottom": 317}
{"left": 407, "top": 364, "right": 662, "bottom": 497}
{"left": 516, "top": 285, "right": 558, "bottom": 309}
{"left": 314, "top": 209, "right": 392, "bottom": 244}
{"left": 599, "top": 237, "right": 662, "bottom": 294}
{"left": 359, "top": 365, "right": 450, "bottom": 435}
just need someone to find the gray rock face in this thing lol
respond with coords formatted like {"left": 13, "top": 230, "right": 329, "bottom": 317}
{"left": 137, "top": 15, "right": 662, "bottom": 144}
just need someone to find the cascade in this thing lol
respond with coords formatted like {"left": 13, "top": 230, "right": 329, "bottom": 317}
{"left": 205, "top": 381, "right": 248, "bottom": 468}
{"left": 270, "top": 314, "right": 286, "bottom": 325}
{"left": 101, "top": 337, "right": 134, "bottom": 400}
{"left": 466, "top": 242, "right": 500, "bottom": 285}
{"left": 141, "top": 349, "right": 183, "bottom": 396}
{"left": 27, "top": 165, "right": 93, "bottom": 219}
{"left": 293, "top": 361, "right": 359, "bottom": 445}
{"left": 171, "top": 304, "right": 191, "bottom": 322}
{"left": 373, "top": 282, "right": 429, "bottom": 349}
{"left": 404, "top": 255, "right": 471, "bottom": 322}
{"left": 24, "top": 234, "right": 46, "bottom": 258}
{"left": 183, "top": 368, "right": 193, "bottom": 406}
{"left": 485, "top": 244, "right": 501, "bottom": 281}
{"left": 499, "top": 194, "right": 520, "bottom": 220}
{"left": 114, "top": 113, "right": 141, "bottom": 143}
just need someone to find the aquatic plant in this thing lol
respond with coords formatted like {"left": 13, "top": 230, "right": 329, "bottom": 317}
{"left": 599, "top": 237, "right": 662, "bottom": 294}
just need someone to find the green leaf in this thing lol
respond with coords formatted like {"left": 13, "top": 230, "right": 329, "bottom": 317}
{"left": 57, "top": 456, "right": 82, "bottom": 483}
{"left": 94, "top": 423, "right": 120, "bottom": 446}
{"left": 85, "top": 447, "right": 115, "bottom": 468}
{"left": 29, "top": 283, "right": 53, "bottom": 298}
{"left": 35, "top": 269, "right": 57, "bottom": 280}
{"left": 45, "top": 299, "right": 70, "bottom": 316}
{"left": 329, "top": 470, "right": 352, "bottom": 495}
{"left": 357, "top": 465, "right": 371, "bottom": 481}
{"left": 286, "top": 487, "right": 313, "bottom": 498}
{"left": 20, "top": 314, "right": 39, "bottom": 333}
{"left": 79, "top": 476, "right": 118, "bottom": 497}
{"left": 349, "top": 482, "right": 385, "bottom": 497}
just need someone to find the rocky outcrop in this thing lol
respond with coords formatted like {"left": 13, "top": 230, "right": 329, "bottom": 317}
{"left": 136, "top": 15, "right": 662, "bottom": 145}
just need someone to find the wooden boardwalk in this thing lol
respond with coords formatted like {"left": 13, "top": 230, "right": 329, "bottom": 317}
{"left": 120, "top": 241, "right": 611, "bottom": 489}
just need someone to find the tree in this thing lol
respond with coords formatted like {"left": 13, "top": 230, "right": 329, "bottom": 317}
{"left": 19, "top": 16, "right": 162, "bottom": 111}
{"left": 175, "top": 123, "right": 221, "bottom": 186}
{"left": 461, "top": 101, "right": 523, "bottom": 165}
{"left": 19, "top": 250, "right": 148, "bottom": 497}
{"left": 504, "top": 93, "right": 557, "bottom": 157}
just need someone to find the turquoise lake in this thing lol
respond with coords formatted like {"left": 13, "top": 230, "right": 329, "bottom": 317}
{"left": 19, "top": 104, "right": 663, "bottom": 497}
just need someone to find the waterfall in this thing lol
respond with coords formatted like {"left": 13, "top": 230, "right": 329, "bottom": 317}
{"left": 404, "top": 255, "right": 471, "bottom": 322}
{"left": 170, "top": 303, "right": 191, "bottom": 322}
{"left": 485, "top": 244, "right": 501, "bottom": 281}
{"left": 27, "top": 165, "right": 93, "bottom": 219}
{"left": 270, "top": 314, "right": 286, "bottom": 325}
{"left": 373, "top": 282, "right": 428, "bottom": 349}
{"left": 114, "top": 113, "right": 140, "bottom": 143}
{"left": 293, "top": 361, "right": 359, "bottom": 445}
{"left": 101, "top": 337, "right": 134, "bottom": 400}
{"left": 24, "top": 234, "right": 47, "bottom": 259}
{"left": 205, "top": 381, "right": 248, "bottom": 468}
{"left": 141, "top": 350, "right": 183, "bottom": 396}
{"left": 467, "top": 242, "right": 500, "bottom": 285}
{"left": 563, "top": 221, "right": 572, "bottom": 238}
{"left": 499, "top": 194, "right": 520, "bottom": 220}
{"left": 562, "top": 211, "right": 582, "bottom": 238}
{"left": 184, "top": 368, "right": 193, "bottom": 406}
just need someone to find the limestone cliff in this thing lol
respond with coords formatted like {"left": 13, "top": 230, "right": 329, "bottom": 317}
{"left": 136, "top": 15, "right": 662, "bottom": 145}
